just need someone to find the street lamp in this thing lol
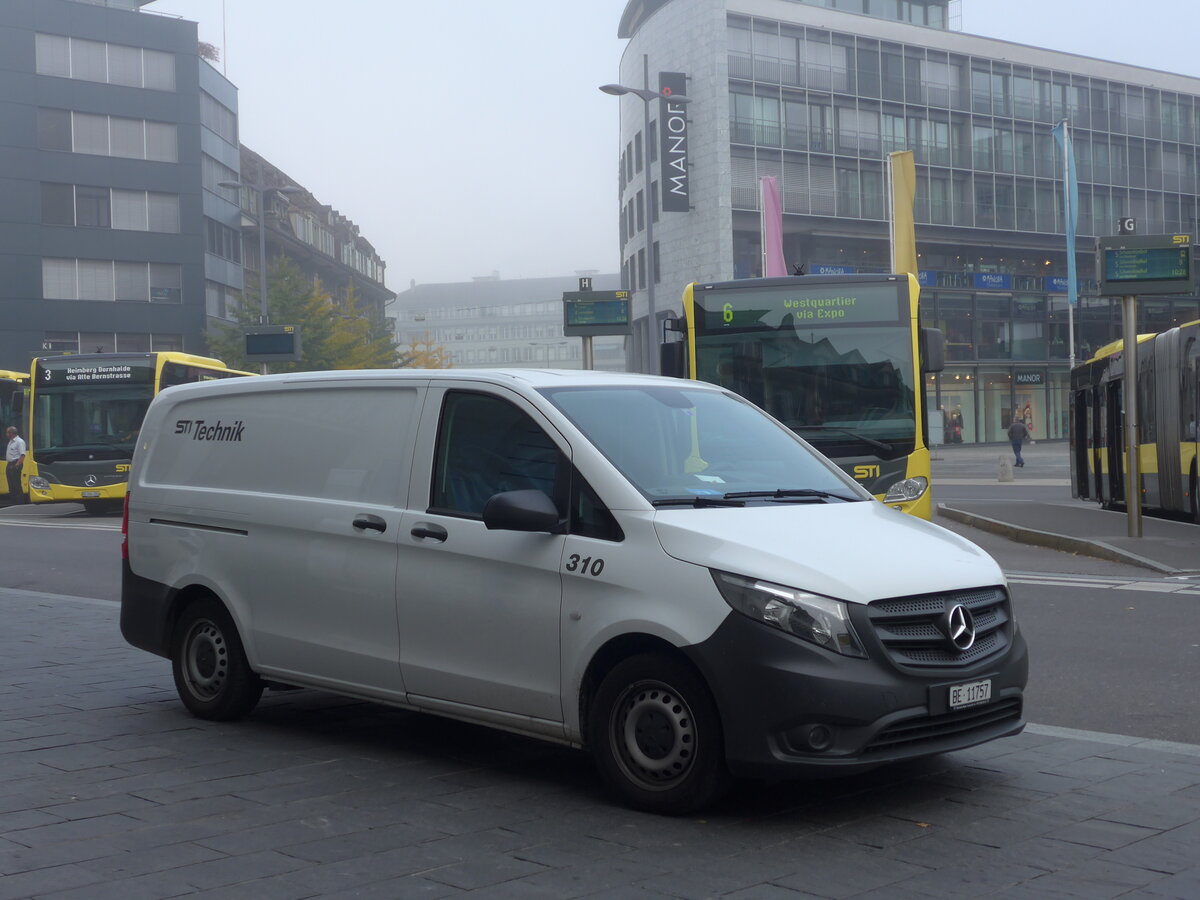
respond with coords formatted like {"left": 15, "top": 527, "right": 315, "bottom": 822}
{"left": 600, "top": 56, "right": 690, "bottom": 374}
{"left": 219, "top": 180, "right": 302, "bottom": 372}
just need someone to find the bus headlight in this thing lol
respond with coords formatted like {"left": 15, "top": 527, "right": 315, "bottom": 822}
{"left": 29, "top": 476, "right": 50, "bottom": 491}
{"left": 884, "top": 476, "right": 928, "bottom": 503}
{"left": 712, "top": 571, "right": 867, "bottom": 658}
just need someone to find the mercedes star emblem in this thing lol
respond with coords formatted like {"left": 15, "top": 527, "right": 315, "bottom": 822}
{"left": 85, "top": 475, "right": 98, "bottom": 487}
{"left": 945, "top": 604, "right": 977, "bottom": 651}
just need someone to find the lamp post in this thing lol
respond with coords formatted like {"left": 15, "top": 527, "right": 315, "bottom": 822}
{"left": 600, "top": 57, "right": 690, "bottom": 375}
{"left": 219, "top": 180, "right": 302, "bottom": 373}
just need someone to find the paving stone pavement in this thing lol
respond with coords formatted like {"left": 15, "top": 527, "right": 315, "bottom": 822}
{"left": 2, "top": 587, "right": 1199, "bottom": 899}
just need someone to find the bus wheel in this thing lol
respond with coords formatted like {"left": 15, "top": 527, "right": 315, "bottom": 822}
{"left": 1191, "top": 471, "right": 1200, "bottom": 525}
{"left": 589, "top": 653, "right": 731, "bottom": 815}
{"left": 171, "top": 598, "right": 263, "bottom": 721}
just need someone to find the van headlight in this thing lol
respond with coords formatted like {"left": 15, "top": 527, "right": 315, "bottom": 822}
{"left": 884, "top": 476, "right": 928, "bottom": 503}
{"left": 712, "top": 571, "right": 867, "bottom": 658}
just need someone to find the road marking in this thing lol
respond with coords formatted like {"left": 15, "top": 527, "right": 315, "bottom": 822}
{"left": 1006, "top": 571, "right": 1200, "bottom": 594}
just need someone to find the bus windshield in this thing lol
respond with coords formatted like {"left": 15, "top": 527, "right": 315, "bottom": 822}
{"left": 692, "top": 282, "right": 916, "bottom": 460}
{"left": 33, "top": 382, "right": 152, "bottom": 462}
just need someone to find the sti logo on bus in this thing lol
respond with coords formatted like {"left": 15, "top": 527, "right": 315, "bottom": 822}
{"left": 853, "top": 465, "right": 881, "bottom": 480}
{"left": 174, "top": 419, "right": 245, "bottom": 442}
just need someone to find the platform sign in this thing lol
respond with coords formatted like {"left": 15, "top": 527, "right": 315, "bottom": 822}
{"left": 1096, "top": 234, "right": 1195, "bottom": 296}
{"left": 562, "top": 291, "right": 631, "bottom": 337}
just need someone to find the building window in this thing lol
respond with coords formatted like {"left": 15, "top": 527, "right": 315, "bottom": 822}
{"left": 75, "top": 186, "right": 111, "bottom": 228}
{"left": 206, "top": 280, "right": 242, "bottom": 320}
{"left": 42, "top": 259, "right": 182, "bottom": 303}
{"left": 206, "top": 219, "right": 243, "bottom": 264}
{"left": 36, "top": 33, "right": 176, "bottom": 90}
{"left": 40, "top": 183, "right": 180, "bottom": 232}
{"left": 37, "top": 109, "right": 178, "bottom": 162}
{"left": 200, "top": 91, "right": 237, "bottom": 143}
{"left": 40, "top": 183, "right": 74, "bottom": 225}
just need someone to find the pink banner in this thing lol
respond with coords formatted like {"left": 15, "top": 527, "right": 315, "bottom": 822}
{"left": 760, "top": 176, "right": 787, "bottom": 277}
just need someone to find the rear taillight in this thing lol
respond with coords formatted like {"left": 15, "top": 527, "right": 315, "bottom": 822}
{"left": 121, "top": 491, "right": 130, "bottom": 559}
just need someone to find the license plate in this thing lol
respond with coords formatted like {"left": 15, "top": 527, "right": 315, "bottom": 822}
{"left": 949, "top": 679, "right": 991, "bottom": 710}
{"left": 81, "top": 491, "right": 101, "bottom": 498}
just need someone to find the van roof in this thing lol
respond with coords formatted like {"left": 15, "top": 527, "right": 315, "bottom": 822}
{"left": 234, "top": 368, "right": 713, "bottom": 391}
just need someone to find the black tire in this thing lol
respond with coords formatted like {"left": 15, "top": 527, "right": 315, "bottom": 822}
{"left": 1191, "top": 470, "right": 1200, "bottom": 525}
{"left": 171, "top": 597, "right": 263, "bottom": 720}
{"left": 589, "top": 653, "right": 731, "bottom": 815}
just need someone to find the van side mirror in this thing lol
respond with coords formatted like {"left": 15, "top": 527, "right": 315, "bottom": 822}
{"left": 920, "top": 327, "right": 945, "bottom": 373}
{"left": 660, "top": 342, "right": 686, "bottom": 379}
{"left": 482, "top": 489, "right": 564, "bottom": 533}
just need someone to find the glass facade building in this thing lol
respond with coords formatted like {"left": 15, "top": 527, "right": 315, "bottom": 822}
{"left": 613, "top": 0, "right": 1200, "bottom": 443}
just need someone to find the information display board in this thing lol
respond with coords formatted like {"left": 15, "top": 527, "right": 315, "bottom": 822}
{"left": 245, "top": 325, "right": 302, "bottom": 362}
{"left": 1096, "top": 234, "right": 1196, "bottom": 296}
{"left": 562, "top": 291, "right": 631, "bottom": 337}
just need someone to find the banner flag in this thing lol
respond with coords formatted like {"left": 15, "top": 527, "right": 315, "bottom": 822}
{"left": 888, "top": 151, "right": 918, "bottom": 277}
{"left": 1052, "top": 119, "right": 1079, "bottom": 307}
{"left": 760, "top": 175, "right": 787, "bottom": 277}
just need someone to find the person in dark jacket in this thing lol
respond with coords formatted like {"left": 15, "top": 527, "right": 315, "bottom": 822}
{"left": 1007, "top": 417, "right": 1029, "bottom": 467}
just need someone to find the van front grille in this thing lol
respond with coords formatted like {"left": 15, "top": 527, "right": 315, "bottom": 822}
{"left": 862, "top": 697, "right": 1023, "bottom": 756}
{"left": 867, "top": 586, "right": 1012, "bottom": 669}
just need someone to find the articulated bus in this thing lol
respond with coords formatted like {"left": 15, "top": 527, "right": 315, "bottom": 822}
{"left": 662, "top": 274, "right": 944, "bottom": 519}
{"left": 1070, "top": 319, "right": 1200, "bottom": 522}
{"left": 1, "top": 369, "right": 30, "bottom": 502}
{"left": 27, "top": 352, "right": 253, "bottom": 513}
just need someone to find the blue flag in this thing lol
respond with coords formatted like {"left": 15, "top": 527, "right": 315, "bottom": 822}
{"left": 1051, "top": 120, "right": 1079, "bottom": 307}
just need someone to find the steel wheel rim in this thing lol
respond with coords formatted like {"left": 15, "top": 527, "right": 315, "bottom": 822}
{"left": 610, "top": 679, "right": 696, "bottom": 790}
{"left": 183, "top": 618, "right": 228, "bottom": 700}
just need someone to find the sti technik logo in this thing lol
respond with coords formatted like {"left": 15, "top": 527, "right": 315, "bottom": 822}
{"left": 174, "top": 419, "right": 245, "bottom": 442}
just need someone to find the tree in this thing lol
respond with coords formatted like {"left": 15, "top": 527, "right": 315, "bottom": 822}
{"left": 208, "top": 258, "right": 399, "bottom": 373}
{"left": 198, "top": 42, "right": 220, "bottom": 63}
{"left": 401, "top": 331, "right": 453, "bottom": 369}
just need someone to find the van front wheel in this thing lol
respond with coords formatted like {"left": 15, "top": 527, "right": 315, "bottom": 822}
{"left": 590, "top": 654, "right": 730, "bottom": 815}
{"left": 171, "top": 598, "right": 263, "bottom": 721}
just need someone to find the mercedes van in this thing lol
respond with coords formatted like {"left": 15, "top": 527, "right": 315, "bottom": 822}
{"left": 121, "top": 369, "right": 1027, "bottom": 813}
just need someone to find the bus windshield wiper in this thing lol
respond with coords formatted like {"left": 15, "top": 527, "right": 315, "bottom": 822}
{"left": 790, "top": 426, "right": 893, "bottom": 456}
{"left": 722, "top": 488, "right": 861, "bottom": 503}
{"left": 651, "top": 496, "right": 746, "bottom": 508}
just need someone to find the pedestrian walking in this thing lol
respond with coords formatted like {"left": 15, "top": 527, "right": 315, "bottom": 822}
{"left": 1007, "top": 417, "right": 1029, "bottom": 467}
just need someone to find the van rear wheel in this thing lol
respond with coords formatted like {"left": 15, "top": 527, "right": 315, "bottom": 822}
{"left": 171, "top": 598, "right": 263, "bottom": 720}
{"left": 589, "top": 653, "right": 730, "bottom": 815}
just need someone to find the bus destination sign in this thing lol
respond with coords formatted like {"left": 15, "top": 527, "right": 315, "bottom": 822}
{"left": 37, "top": 360, "right": 156, "bottom": 386}
{"left": 1097, "top": 234, "right": 1195, "bottom": 296}
{"left": 562, "top": 291, "right": 631, "bottom": 337}
{"left": 697, "top": 281, "right": 907, "bottom": 332}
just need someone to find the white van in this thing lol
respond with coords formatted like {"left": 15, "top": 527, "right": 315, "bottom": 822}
{"left": 121, "top": 369, "right": 1026, "bottom": 814}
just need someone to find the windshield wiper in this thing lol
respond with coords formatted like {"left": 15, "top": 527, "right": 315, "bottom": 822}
{"left": 790, "top": 426, "right": 893, "bottom": 456}
{"left": 651, "top": 496, "right": 746, "bottom": 508}
{"left": 722, "top": 488, "right": 861, "bottom": 503}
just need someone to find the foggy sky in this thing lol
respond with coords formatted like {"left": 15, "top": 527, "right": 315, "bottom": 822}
{"left": 144, "top": 0, "right": 1200, "bottom": 291}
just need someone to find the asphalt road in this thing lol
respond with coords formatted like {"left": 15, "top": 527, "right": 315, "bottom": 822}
{"left": 3, "top": 489, "right": 1198, "bottom": 744}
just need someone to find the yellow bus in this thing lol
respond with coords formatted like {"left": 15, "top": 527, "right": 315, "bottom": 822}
{"left": 26, "top": 352, "right": 253, "bottom": 514}
{"left": 662, "top": 274, "right": 944, "bottom": 518}
{"left": 1070, "top": 319, "right": 1200, "bottom": 522}
{"left": 1, "top": 369, "right": 30, "bottom": 503}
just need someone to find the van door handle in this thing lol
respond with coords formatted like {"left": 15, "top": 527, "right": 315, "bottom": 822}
{"left": 410, "top": 522, "right": 448, "bottom": 542}
{"left": 352, "top": 514, "right": 387, "bottom": 533}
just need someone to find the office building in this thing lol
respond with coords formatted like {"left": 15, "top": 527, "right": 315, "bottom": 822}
{"left": 393, "top": 274, "right": 626, "bottom": 371}
{"left": 612, "top": 0, "right": 1200, "bottom": 442}
{"left": 0, "top": 0, "right": 242, "bottom": 368}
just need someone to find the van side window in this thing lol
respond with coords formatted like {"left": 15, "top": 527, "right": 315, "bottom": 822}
{"left": 432, "top": 391, "right": 566, "bottom": 518}
{"left": 571, "top": 476, "right": 623, "bottom": 542}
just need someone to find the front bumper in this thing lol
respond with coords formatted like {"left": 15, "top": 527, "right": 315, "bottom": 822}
{"left": 684, "top": 609, "right": 1027, "bottom": 779}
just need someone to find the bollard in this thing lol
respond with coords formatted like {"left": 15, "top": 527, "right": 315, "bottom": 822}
{"left": 998, "top": 456, "right": 1014, "bottom": 482}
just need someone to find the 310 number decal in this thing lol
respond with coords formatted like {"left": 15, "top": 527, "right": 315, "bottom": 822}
{"left": 566, "top": 554, "right": 605, "bottom": 577}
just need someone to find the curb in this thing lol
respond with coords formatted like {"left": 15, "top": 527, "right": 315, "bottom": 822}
{"left": 935, "top": 503, "right": 1181, "bottom": 575}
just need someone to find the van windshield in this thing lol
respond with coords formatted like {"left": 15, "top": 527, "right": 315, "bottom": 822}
{"left": 540, "top": 385, "right": 867, "bottom": 505}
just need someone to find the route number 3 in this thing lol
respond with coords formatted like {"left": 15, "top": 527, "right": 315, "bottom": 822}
{"left": 566, "top": 554, "right": 605, "bottom": 577}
